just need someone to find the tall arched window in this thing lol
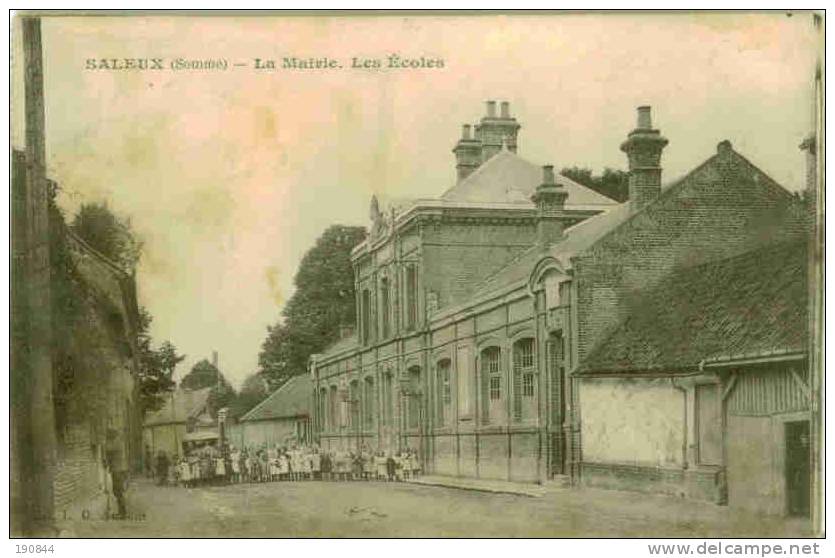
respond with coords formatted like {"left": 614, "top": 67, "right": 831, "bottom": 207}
{"left": 319, "top": 387, "right": 328, "bottom": 431}
{"left": 349, "top": 380, "right": 360, "bottom": 431}
{"left": 380, "top": 277, "right": 391, "bottom": 339}
{"left": 364, "top": 377, "right": 376, "bottom": 430}
{"left": 436, "top": 359, "right": 452, "bottom": 427}
{"left": 407, "top": 366, "right": 422, "bottom": 430}
{"left": 512, "top": 338, "right": 536, "bottom": 422}
{"left": 405, "top": 264, "right": 418, "bottom": 330}
{"left": 480, "top": 347, "right": 504, "bottom": 424}
{"left": 329, "top": 385, "right": 338, "bottom": 430}
{"left": 361, "top": 289, "right": 371, "bottom": 345}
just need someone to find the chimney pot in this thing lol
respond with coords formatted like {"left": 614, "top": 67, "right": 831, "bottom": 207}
{"left": 486, "top": 100, "right": 497, "bottom": 118}
{"left": 717, "top": 140, "right": 733, "bottom": 156}
{"left": 637, "top": 106, "right": 652, "bottom": 130}
{"left": 542, "top": 165, "right": 555, "bottom": 185}
{"left": 500, "top": 101, "right": 510, "bottom": 118}
{"left": 462, "top": 124, "right": 471, "bottom": 140}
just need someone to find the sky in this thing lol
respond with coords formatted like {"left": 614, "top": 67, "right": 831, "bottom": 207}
{"left": 11, "top": 12, "right": 820, "bottom": 388}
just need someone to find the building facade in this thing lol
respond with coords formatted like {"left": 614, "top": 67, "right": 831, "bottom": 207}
{"left": 143, "top": 387, "right": 214, "bottom": 460}
{"left": 309, "top": 101, "right": 810, "bottom": 509}
{"left": 232, "top": 375, "right": 313, "bottom": 448}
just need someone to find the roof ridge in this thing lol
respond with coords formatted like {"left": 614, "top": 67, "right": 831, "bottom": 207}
{"left": 438, "top": 149, "right": 516, "bottom": 199}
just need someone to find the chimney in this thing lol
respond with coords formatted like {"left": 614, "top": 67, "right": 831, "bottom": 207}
{"left": 477, "top": 99, "right": 521, "bottom": 161}
{"left": 620, "top": 106, "right": 668, "bottom": 211}
{"left": 452, "top": 123, "right": 483, "bottom": 182}
{"left": 212, "top": 351, "right": 219, "bottom": 369}
{"left": 531, "top": 165, "right": 570, "bottom": 247}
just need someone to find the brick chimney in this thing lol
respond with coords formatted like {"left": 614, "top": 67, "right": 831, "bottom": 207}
{"left": 452, "top": 123, "right": 483, "bottom": 182}
{"left": 531, "top": 165, "right": 570, "bottom": 247}
{"left": 620, "top": 106, "right": 668, "bottom": 211}
{"left": 475, "top": 99, "right": 520, "bottom": 162}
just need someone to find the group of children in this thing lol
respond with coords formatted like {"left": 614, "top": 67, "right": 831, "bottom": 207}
{"left": 168, "top": 444, "right": 422, "bottom": 488}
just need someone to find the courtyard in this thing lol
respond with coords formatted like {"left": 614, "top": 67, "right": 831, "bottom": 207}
{"left": 54, "top": 478, "right": 813, "bottom": 538}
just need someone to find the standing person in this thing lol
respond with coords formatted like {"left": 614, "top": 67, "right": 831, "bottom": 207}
{"left": 106, "top": 428, "right": 129, "bottom": 519}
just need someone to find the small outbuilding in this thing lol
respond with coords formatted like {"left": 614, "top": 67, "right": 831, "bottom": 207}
{"left": 236, "top": 375, "right": 313, "bottom": 448}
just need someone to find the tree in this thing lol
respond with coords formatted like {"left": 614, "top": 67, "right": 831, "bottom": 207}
{"left": 258, "top": 224, "right": 366, "bottom": 389}
{"left": 181, "top": 359, "right": 236, "bottom": 418}
{"left": 560, "top": 167, "right": 629, "bottom": 203}
{"left": 228, "top": 373, "right": 270, "bottom": 418}
{"left": 71, "top": 202, "right": 143, "bottom": 270}
{"left": 135, "top": 309, "right": 183, "bottom": 414}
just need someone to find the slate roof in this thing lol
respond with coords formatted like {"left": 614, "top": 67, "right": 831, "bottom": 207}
{"left": 576, "top": 240, "right": 808, "bottom": 375}
{"left": 144, "top": 387, "right": 212, "bottom": 426}
{"left": 239, "top": 374, "right": 312, "bottom": 422}
{"left": 439, "top": 149, "right": 618, "bottom": 209}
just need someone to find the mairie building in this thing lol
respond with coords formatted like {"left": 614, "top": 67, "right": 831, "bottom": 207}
{"left": 309, "top": 101, "right": 811, "bottom": 514}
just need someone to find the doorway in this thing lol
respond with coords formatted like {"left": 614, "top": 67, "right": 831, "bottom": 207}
{"left": 785, "top": 420, "right": 810, "bottom": 517}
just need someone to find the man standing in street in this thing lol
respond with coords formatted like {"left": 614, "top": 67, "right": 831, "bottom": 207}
{"left": 106, "top": 428, "right": 129, "bottom": 519}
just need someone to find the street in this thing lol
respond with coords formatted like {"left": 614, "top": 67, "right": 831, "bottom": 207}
{"left": 55, "top": 479, "right": 813, "bottom": 538}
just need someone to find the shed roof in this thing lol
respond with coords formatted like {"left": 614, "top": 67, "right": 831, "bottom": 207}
{"left": 144, "top": 387, "right": 212, "bottom": 426}
{"left": 239, "top": 374, "right": 312, "bottom": 422}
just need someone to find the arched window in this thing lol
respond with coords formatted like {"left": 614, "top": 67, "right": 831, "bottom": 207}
{"left": 380, "top": 277, "right": 391, "bottom": 339}
{"left": 361, "top": 289, "right": 371, "bottom": 344}
{"left": 436, "top": 359, "right": 452, "bottom": 427}
{"left": 364, "top": 377, "right": 376, "bottom": 430}
{"left": 512, "top": 338, "right": 536, "bottom": 422}
{"left": 405, "top": 264, "right": 418, "bottom": 330}
{"left": 406, "top": 366, "right": 422, "bottom": 430}
{"left": 329, "top": 385, "right": 338, "bottom": 430}
{"left": 480, "top": 347, "right": 504, "bottom": 424}
{"left": 319, "top": 387, "right": 328, "bottom": 431}
{"left": 382, "top": 372, "right": 393, "bottom": 426}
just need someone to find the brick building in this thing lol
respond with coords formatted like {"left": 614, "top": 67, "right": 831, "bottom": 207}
{"left": 309, "top": 101, "right": 811, "bottom": 512}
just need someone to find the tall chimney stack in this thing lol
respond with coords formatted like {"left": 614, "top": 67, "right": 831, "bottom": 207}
{"left": 620, "top": 106, "right": 668, "bottom": 211}
{"left": 212, "top": 351, "right": 219, "bottom": 370}
{"left": 453, "top": 123, "right": 483, "bottom": 182}
{"left": 531, "top": 165, "right": 570, "bottom": 247}
{"left": 476, "top": 99, "right": 521, "bottom": 161}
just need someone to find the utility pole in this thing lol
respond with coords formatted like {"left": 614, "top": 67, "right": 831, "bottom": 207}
{"left": 22, "top": 15, "right": 57, "bottom": 527}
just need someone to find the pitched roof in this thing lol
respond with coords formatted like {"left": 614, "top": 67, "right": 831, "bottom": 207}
{"left": 144, "top": 387, "right": 212, "bottom": 426}
{"left": 239, "top": 374, "right": 312, "bottom": 422}
{"left": 440, "top": 149, "right": 618, "bottom": 209}
{"left": 576, "top": 240, "right": 808, "bottom": 375}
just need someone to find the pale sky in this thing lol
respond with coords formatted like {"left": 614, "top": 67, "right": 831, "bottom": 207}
{"left": 11, "top": 12, "right": 820, "bottom": 388}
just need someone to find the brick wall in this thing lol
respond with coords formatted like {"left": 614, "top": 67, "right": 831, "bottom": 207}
{"left": 575, "top": 148, "right": 806, "bottom": 362}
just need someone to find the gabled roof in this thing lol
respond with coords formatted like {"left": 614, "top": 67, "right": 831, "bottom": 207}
{"left": 440, "top": 149, "right": 618, "bottom": 209}
{"left": 576, "top": 240, "right": 808, "bottom": 375}
{"left": 239, "top": 374, "right": 312, "bottom": 422}
{"left": 144, "top": 387, "right": 212, "bottom": 426}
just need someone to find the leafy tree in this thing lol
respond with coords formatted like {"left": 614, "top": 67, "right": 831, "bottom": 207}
{"left": 258, "top": 224, "right": 366, "bottom": 389}
{"left": 71, "top": 202, "right": 143, "bottom": 270}
{"left": 181, "top": 358, "right": 236, "bottom": 418}
{"left": 561, "top": 167, "right": 629, "bottom": 203}
{"left": 228, "top": 373, "right": 270, "bottom": 418}
{"left": 135, "top": 309, "right": 183, "bottom": 414}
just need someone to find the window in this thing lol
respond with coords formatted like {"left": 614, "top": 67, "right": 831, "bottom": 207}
{"left": 513, "top": 338, "right": 536, "bottom": 421}
{"left": 364, "top": 377, "right": 375, "bottom": 430}
{"left": 407, "top": 366, "right": 422, "bottom": 430}
{"left": 349, "top": 380, "right": 360, "bottom": 431}
{"left": 361, "top": 289, "right": 371, "bottom": 344}
{"left": 380, "top": 277, "right": 390, "bottom": 338}
{"left": 405, "top": 264, "right": 418, "bottom": 330}
{"left": 319, "top": 388, "right": 327, "bottom": 431}
{"left": 436, "top": 359, "right": 451, "bottom": 427}
{"left": 480, "top": 347, "right": 503, "bottom": 424}
{"left": 383, "top": 372, "right": 393, "bottom": 425}
{"left": 489, "top": 377, "right": 501, "bottom": 400}
{"left": 329, "top": 386, "right": 338, "bottom": 430}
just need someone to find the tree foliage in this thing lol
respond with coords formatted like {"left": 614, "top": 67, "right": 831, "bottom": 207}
{"left": 228, "top": 373, "right": 270, "bottom": 418}
{"left": 135, "top": 310, "right": 184, "bottom": 414}
{"left": 561, "top": 167, "right": 630, "bottom": 203}
{"left": 71, "top": 202, "right": 143, "bottom": 270}
{"left": 181, "top": 359, "right": 237, "bottom": 418}
{"left": 258, "top": 224, "right": 366, "bottom": 389}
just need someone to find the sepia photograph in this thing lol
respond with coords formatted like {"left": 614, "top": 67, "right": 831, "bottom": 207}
{"left": 8, "top": 9, "right": 825, "bottom": 542}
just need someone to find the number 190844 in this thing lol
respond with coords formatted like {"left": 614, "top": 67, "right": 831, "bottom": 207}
{"left": 15, "top": 545, "right": 54, "bottom": 554}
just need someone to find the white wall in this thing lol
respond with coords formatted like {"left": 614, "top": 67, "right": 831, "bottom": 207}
{"left": 580, "top": 377, "right": 685, "bottom": 467}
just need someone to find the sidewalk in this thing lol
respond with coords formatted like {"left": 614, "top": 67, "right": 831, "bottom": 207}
{"left": 405, "top": 475, "right": 549, "bottom": 497}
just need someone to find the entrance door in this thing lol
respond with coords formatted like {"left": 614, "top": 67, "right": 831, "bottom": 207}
{"left": 547, "top": 333, "right": 566, "bottom": 477}
{"left": 785, "top": 420, "right": 810, "bottom": 517}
